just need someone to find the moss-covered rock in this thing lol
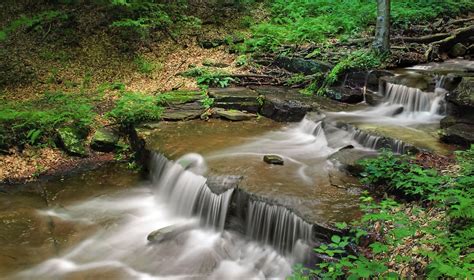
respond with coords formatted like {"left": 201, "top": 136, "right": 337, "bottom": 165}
{"left": 90, "top": 128, "right": 119, "bottom": 152}
{"left": 56, "top": 127, "right": 88, "bottom": 157}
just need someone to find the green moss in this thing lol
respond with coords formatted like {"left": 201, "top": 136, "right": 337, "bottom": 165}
{"left": 57, "top": 127, "right": 87, "bottom": 156}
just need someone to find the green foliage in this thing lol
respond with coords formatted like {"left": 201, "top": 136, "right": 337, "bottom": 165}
{"left": 0, "top": 92, "right": 94, "bottom": 149}
{"left": 156, "top": 90, "right": 200, "bottom": 105}
{"left": 235, "top": 55, "right": 249, "bottom": 67}
{"left": 360, "top": 150, "right": 448, "bottom": 197}
{"left": 107, "top": 91, "right": 163, "bottom": 125}
{"left": 197, "top": 74, "right": 235, "bottom": 88}
{"left": 134, "top": 56, "right": 160, "bottom": 74}
{"left": 285, "top": 73, "right": 306, "bottom": 86}
{"left": 325, "top": 50, "right": 382, "bottom": 85}
{"left": 181, "top": 67, "right": 236, "bottom": 88}
{"left": 292, "top": 147, "right": 474, "bottom": 279}
{"left": 0, "top": 10, "right": 68, "bottom": 41}
{"left": 201, "top": 96, "right": 214, "bottom": 109}
{"left": 243, "top": 0, "right": 474, "bottom": 52}
{"left": 108, "top": 0, "right": 201, "bottom": 46}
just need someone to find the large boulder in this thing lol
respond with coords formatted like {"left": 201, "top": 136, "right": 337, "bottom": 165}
{"left": 274, "top": 56, "right": 332, "bottom": 75}
{"left": 90, "top": 128, "right": 119, "bottom": 152}
{"left": 442, "top": 77, "right": 474, "bottom": 147}
{"left": 441, "top": 124, "right": 474, "bottom": 147}
{"left": 446, "top": 77, "right": 474, "bottom": 108}
{"left": 326, "top": 87, "right": 363, "bottom": 104}
{"left": 56, "top": 127, "right": 88, "bottom": 157}
{"left": 261, "top": 96, "right": 310, "bottom": 122}
{"left": 449, "top": 43, "right": 467, "bottom": 58}
{"left": 336, "top": 70, "right": 394, "bottom": 93}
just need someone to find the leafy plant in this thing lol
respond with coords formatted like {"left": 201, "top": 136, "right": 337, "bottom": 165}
{"left": 134, "top": 56, "right": 160, "bottom": 74}
{"left": 201, "top": 96, "right": 214, "bottom": 109}
{"left": 0, "top": 91, "right": 95, "bottom": 149}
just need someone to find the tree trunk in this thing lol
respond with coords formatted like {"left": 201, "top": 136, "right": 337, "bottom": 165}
{"left": 373, "top": 0, "right": 391, "bottom": 53}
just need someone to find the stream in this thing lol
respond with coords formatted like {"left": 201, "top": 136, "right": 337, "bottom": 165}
{"left": 1, "top": 61, "right": 470, "bottom": 279}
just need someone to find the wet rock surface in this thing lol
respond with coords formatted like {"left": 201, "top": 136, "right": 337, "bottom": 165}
{"left": 263, "top": 155, "right": 284, "bottom": 165}
{"left": 329, "top": 147, "right": 378, "bottom": 175}
{"left": 327, "top": 87, "right": 364, "bottom": 104}
{"left": 215, "top": 109, "right": 257, "bottom": 121}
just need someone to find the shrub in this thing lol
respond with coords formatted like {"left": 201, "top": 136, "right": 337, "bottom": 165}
{"left": 0, "top": 92, "right": 94, "bottom": 150}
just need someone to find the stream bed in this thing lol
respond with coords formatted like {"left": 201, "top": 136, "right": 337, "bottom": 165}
{"left": 1, "top": 60, "right": 470, "bottom": 279}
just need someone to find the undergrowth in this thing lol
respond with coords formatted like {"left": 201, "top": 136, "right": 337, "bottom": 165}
{"left": 0, "top": 92, "right": 95, "bottom": 151}
{"left": 243, "top": 0, "right": 474, "bottom": 52}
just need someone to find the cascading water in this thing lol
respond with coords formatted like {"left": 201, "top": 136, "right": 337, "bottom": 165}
{"left": 350, "top": 128, "right": 410, "bottom": 154}
{"left": 150, "top": 152, "right": 233, "bottom": 231}
{"left": 383, "top": 82, "right": 445, "bottom": 115}
{"left": 246, "top": 200, "right": 313, "bottom": 254}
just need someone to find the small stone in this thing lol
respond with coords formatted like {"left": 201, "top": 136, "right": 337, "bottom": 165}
{"left": 90, "top": 128, "right": 119, "bottom": 152}
{"left": 263, "top": 155, "right": 284, "bottom": 165}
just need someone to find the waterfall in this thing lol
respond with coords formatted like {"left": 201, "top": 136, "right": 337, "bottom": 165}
{"left": 351, "top": 129, "right": 410, "bottom": 154}
{"left": 383, "top": 82, "right": 445, "bottom": 114}
{"left": 195, "top": 187, "right": 233, "bottom": 231}
{"left": 149, "top": 152, "right": 233, "bottom": 230}
{"left": 246, "top": 200, "right": 313, "bottom": 254}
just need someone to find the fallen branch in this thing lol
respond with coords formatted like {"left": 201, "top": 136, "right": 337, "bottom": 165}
{"left": 395, "top": 33, "right": 450, "bottom": 44}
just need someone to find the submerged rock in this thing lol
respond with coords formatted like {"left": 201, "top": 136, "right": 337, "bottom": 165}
{"left": 57, "top": 127, "right": 88, "bottom": 157}
{"left": 90, "top": 128, "right": 119, "bottom": 152}
{"left": 216, "top": 109, "right": 257, "bottom": 121}
{"left": 263, "top": 155, "right": 284, "bottom": 165}
{"left": 329, "top": 148, "right": 377, "bottom": 175}
{"left": 147, "top": 224, "right": 195, "bottom": 243}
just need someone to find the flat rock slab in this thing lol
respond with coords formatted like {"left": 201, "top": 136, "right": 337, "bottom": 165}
{"left": 162, "top": 102, "right": 204, "bottom": 121}
{"left": 216, "top": 109, "right": 257, "bottom": 121}
{"left": 263, "top": 155, "right": 284, "bottom": 165}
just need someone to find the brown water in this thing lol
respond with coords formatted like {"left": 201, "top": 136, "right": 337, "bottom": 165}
{"left": 141, "top": 118, "right": 363, "bottom": 225}
{"left": 0, "top": 164, "right": 142, "bottom": 276}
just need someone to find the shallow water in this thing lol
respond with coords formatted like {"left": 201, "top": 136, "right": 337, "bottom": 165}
{"left": 1, "top": 62, "right": 460, "bottom": 278}
{"left": 1, "top": 163, "right": 294, "bottom": 279}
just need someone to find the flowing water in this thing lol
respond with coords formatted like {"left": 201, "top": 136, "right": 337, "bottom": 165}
{"left": 1, "top": 63, "right": 461, "bottom": 279}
